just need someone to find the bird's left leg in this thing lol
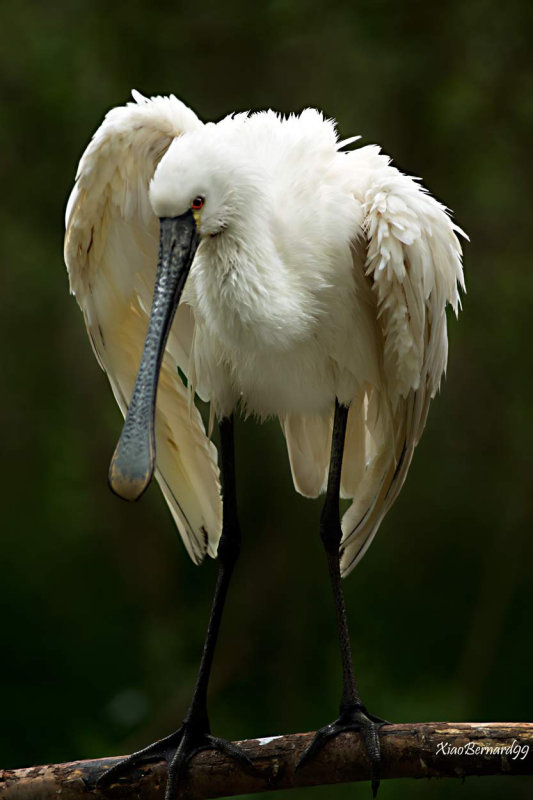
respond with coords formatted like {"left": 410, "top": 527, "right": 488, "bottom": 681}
{"left": 297, "top": 400, "right": 388, "bottom": 797}
{"left": 98, "top": 415, "right": 255, "bottom": 799}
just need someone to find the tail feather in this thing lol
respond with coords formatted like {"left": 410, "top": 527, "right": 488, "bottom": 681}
{"left": 281, "top": 412, "right": 333, "bottom": 498}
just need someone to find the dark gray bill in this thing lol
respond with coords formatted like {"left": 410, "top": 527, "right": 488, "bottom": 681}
{"left": 109, "top": 210, "right": 199, "bottom": 500}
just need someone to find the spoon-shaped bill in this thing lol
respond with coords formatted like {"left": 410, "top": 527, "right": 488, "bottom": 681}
{"left": 109, "top": 210, "right": 199, "bottom": 500}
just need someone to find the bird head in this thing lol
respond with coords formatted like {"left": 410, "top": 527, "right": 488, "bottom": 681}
{"left": 149, "top": 131, "right": 254, "bottom": 237}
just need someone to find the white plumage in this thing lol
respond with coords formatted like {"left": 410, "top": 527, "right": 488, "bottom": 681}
{"left": 65, "top": 91, "right": 465, "bottom": 575}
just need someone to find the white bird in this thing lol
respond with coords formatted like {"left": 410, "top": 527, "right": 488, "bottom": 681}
{"left": 64, "top": 90, "right": 465, "bottom": 798}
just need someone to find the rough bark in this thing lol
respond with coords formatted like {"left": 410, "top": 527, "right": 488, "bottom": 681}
{"left": 1, "top": 722, "right": 531, "bottom": 799}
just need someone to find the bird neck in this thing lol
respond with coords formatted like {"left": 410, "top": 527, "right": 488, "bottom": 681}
{"left": 190, "top": 215, "right": 313, "bottom": 353}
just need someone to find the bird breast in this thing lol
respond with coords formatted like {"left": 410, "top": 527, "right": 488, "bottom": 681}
{"left": 182, "top": 230, "right": 370, "bottom": 418}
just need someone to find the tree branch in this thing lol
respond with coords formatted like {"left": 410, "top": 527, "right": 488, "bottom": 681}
{"left": 1, "top": 722, "right": 531, "bottom": 799}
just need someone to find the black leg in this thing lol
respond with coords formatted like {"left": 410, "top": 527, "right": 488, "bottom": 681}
{"left": 298, "top": 400, "right": 389, "bottom": 797}
{"left": 98, "top": 415, "right": 255, "bottom": 799}
{"left": 183, "top": 414, "right": 241, "bottom": 731}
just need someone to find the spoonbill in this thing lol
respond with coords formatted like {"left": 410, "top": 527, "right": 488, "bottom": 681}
{"left": 64, "top": 91, "right": 465, "bottom": 798}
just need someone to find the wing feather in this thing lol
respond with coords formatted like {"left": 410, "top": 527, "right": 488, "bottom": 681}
{"left": 340, "top": 151, "right": 465, "bottom": 576}
{"left": 64, "top": 92, "right": 221, "bottom": 564}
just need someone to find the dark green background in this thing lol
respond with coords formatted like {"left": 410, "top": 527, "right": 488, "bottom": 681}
{"left": 1, "top": 1, "right": 532, "bottom": 798}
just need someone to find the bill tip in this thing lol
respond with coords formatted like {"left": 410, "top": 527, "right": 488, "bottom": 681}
{"left": 108, "top": 457, "right": 153, "bottom": 501}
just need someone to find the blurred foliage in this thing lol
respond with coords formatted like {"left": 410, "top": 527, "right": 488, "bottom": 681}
{"left": 1, "top": 0, "right": 532, "bottom": 798}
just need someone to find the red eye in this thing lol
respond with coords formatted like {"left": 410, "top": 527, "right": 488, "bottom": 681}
{"left": 192, "top": 196, "right": 205, "bottom": 210}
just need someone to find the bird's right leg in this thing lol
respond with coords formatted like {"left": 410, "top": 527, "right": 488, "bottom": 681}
{"left": 98, "top": 414, "right": 254, "bottom": 799}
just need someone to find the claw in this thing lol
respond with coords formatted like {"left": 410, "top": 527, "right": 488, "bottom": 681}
{"left": 97, "top": 724, "right": 257, "bottom": 800}
{"left": 97, "top": 731, "right": 179, "bottom": 788}
{"left": 297, "top": 722, "right": 338, "bottom": 768}
{"left": 205, "top": 735, "right": 257, "bottom": 773}
{"left": 297, "top": 704, "right": 389, "bottom": 797}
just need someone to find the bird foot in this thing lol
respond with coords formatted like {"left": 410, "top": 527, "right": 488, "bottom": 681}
{"left": 97, "top": 720, "right": 257, "bottom": 800}
{"left": 297, "top": 703, "right": 389, "bottom": 798}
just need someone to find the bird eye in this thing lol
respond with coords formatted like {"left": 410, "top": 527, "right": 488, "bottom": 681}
{"left": 192, "top": 196, "right": 205, "bottom": 210}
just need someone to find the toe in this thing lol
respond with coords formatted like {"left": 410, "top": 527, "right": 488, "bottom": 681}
{"left": 97, "top": 729, "right": 183, "bottom": 789}
{"left": 207, "top": 736, "right": 258, "bottom": 774}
